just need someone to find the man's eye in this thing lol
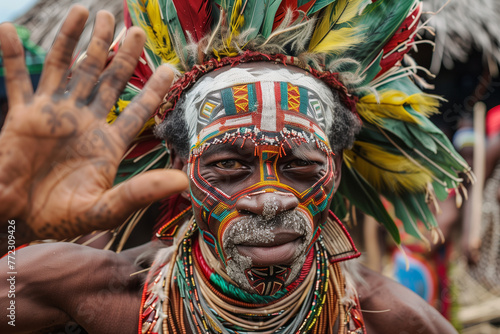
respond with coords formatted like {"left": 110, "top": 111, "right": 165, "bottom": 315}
{"left": 286, "top": 160, "right": 314, "bottom": 168}
{"left": 215, "top": 160, "right": 243, "bottom": 169}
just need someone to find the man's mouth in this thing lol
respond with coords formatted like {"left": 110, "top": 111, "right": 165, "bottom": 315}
{"left": 235, "top": 231, "right": 304, "bottom": 265}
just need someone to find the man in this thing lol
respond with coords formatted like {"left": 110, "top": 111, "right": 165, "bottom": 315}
{"left": 0, "top": 1, "right": 465, "bottom": 333}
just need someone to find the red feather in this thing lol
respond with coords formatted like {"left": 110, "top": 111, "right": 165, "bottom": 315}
{"left": 128, "top": 51, "right": 154, "bottom": 89}
{"left": 123, "top": 0, "right": 133, "bottom": 28}
{"left": 376, "top": 3, "right": 421, "bottom": 78}
{"left": 273, "top": 0, "right": 316, "bottom": 30}
{"left": 172, "top": 0, "right": 213, "bottom": 42}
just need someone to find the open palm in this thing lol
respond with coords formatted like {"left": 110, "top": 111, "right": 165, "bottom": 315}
{"left": 0, "top": 6, "right": 188, "bottom": 245}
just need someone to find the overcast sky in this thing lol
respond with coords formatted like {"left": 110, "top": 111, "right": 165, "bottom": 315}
{"left": 0, "top": 0, "right": 39, "bottom": 23}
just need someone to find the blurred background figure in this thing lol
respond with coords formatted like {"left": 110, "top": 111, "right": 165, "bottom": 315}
{"left": 356, "top": 0, "right": 500, "bottom": 331}
{"left": 414, "top": 1, "right": 500, "bottom": 331}
{"left": 454, "top": 105, "right": 500, "bottom": 333}
{"left": 469, "top": 106, "right": 500, "bottom": 296}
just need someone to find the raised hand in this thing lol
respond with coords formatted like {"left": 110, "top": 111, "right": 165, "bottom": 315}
{"left": 0, "top": 6, "right": 188, "bottom": 245}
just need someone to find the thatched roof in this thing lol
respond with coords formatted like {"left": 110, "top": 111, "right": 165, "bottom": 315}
{"left": 14, "top": 0, "right": 125, "bottom": 52}
{"left": 423, "top": 0, "right": 500, "bottom": 74}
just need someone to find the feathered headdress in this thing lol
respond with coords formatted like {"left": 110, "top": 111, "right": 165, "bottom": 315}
{"left": 110, "top": 0, "right": 472, "bottom": 247}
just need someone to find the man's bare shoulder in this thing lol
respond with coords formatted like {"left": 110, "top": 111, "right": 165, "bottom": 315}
{"left": 355, "top": 265, "right": 457, "bottom": 334}
{"left": 1, "top": 242, "right": 148, "bottom": 333}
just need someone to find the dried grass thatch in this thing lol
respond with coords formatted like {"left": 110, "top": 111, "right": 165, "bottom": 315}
{"left": 14, "top": 0, "right": 125, "bottom": 52}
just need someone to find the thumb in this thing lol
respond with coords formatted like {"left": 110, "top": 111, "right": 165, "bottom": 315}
{"left": 97, "top": 169, "right": 189, "bottom": 230}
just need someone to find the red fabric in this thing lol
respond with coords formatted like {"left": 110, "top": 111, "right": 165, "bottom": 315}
{"left": 486, "top": 105, "right": 500, "bottom": 138}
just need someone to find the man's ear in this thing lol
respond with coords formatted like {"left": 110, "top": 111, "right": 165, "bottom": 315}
{"left": 333, "top": 151, "right": 343, "bottom": 193}
{"left": 168, "top": 144, "right": 191, "bottom": 200}
{"left": 169, "top": 144, "right": 188, "bottom": 172}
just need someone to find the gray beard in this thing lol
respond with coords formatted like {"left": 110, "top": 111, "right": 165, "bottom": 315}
{"left": 221, "top": 210, "right": 313, "bottom": 293}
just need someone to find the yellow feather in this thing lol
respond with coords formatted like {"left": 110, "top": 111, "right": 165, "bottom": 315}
{"left": 309, "top": 0, "right": 365, "bottom": 51}
{"left": 309, "top": 26, "right": 362, "bottom": 54}
{"left": 406, "top": 94, "right": 441, "bottom": 117}
{"left": 229, "top": 0, "right": 245, "bottom": 35}
{"left": 107, "top": 99, "right": 153, "bottom": 134}
{"left": 131, "top": 0, "right": 179, "bottom": 65}
{"left": 107, "top": 99, "right": 130, "bottom": 124}
{"left": 138, "top": 118, "right": 157, "bottom": 135}
{"left": 357, "top": 90, "right": 440, "bottom": 126}
{"left": 345, "top": 141, "right": 433, "bottom": 194}
{"left": 107, "top": 110, "right": 118, "bottom": 125}
{"left": 218, "top": 0, "right": 244, "bottom": 57}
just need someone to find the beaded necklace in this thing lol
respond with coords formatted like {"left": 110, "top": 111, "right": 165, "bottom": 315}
{"left": 139, "top": 215, "right": 367, "bottom": 334}
{"left": 195, "top": 232, "right": 316, "bottom": 306}
{"left": 166, "top": 221, "right": 340, "bottom": 334}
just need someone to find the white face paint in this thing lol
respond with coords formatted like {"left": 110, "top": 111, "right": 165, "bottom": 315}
{"left": 222, "top": 210, "right": 313, "bottom": 292}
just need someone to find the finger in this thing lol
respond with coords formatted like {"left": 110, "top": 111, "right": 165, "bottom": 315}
{"left": 36, "top": 5, "right": 89, "bottom": 96}
{"left": 0, "top": 23, "right": 33, "bottom": 106}
{"left": 67, "top": 11, "right": 115, "bottom": 102}
{"left": 112, "top": 65, "right": 174, "bottom": 145}
{"left": 94, "top": 169, "right": 189, "bottom": 230}
{"left": 89, "top": 27, "right": 146, "bottom": 115}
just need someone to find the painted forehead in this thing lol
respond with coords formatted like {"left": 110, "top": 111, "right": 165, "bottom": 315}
{"left": 190, "top": 81, "right": 333, "bottom": 157}
{"left": 180, "top": 64, "right": 336, "bottom": 149}
{"left": 197, "top": 81, "right": 327, "bottom": 134}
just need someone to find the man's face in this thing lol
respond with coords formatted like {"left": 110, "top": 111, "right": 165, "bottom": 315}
{"left": 186, "top": 79, "right": 341, "bottom": 294}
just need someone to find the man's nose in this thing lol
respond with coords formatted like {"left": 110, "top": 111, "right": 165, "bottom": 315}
{"left": 235, "top": 191, "right": 299, "bottom": 218}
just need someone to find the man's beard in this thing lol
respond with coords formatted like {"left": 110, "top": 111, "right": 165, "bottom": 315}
{"left": 221, "top": 209, "right": 313, "bottom": 294}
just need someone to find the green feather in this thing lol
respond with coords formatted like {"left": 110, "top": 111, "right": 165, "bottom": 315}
{"left": 307, "top": 0, "right": 337, "bottom": 14}
{"left": 339, "top": 164, "right": 401, "bottom": 244}
{"left": 359, "top": 51, "right": 383, "bottom": 87}
{"left": 432, "top": 180, "right": 449, "bottom": 201}
{"left": 241, "top": 0, "right": 267, "bottom": 39}
{"left": 346, "top": 0, "right": 415, "bottom": 69}
{"left": 309, "top": 0, "right": 364, "bottom": 52}
{"left": 405, "top": 193, "right": 437, "bottom": 230}
{"left": 219, "top": 0, "right": 238, "bottom": 29}
{"left": 356, "top": 120, "right": 467, "bottom": 195}
{"left": 164, "top": 0, "right": 189, "bottom": 68}
{"left": 366, "top": 79, "right": 468, "bottom": 179}
{"left": 388, "top": 193, "right": 438, "bottom": 243}
{"left": 388, "top": 195, "right": 424, "bottom": 241}
{"left": 298, "top": 0, "right": 313, "bottom": 7}
{"left": 373, "top": 122, "right": 463, "bottom": 189}
{"left": 261, "top": 0, "right": 284, "bottom": 37}
{"left": 330, "top": 191, "right": 348, "bottom": 220}
{"left": 125, "top": 0, "right": 159, "bottom": 68}
{"left": 406, "top": 121, "right": 438, "bottom": 154}
{"left": 211, "top": 2, "right": 221, "bottom": 26}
